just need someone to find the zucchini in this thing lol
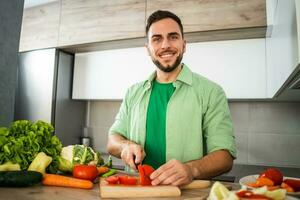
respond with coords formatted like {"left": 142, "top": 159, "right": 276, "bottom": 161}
{"left": 0, "top": 171, "right": 43, "bottom": 187}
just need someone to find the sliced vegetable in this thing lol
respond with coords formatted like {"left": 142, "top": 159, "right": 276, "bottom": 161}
{"left": 105, "top": 176, "right": 119, "bottom": 184}
{"left": 42, "top": 174, "right": 93, "bottom": 189}
{"left": 138, "top": 164, "right": 153, "bottom": 186}
{"left": 0, "top": 171, "right": 43, "bottom": 187}
{"left": 73, "top": 165, "right": 99, "bottom": 181}
{"left": 0, "top": 162, "right": 21, "bottom": 171}
{"left": 141, "top": 164, "right": 154, "bottom": 176}
{"left": 118, "top": 175, "right": 138, "bottom": 185}
{"left": 28, "top": 152, "right": 52, "bottom": 175}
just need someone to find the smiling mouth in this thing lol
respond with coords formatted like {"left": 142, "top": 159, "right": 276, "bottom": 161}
{"left": 159, "top": 51, "right": 176, "bottom": 59}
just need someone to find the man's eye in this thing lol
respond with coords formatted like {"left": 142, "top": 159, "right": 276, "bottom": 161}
{"left": 170, "top": 35, "right": 179, "bottom": 40}
{"left": 152, "top": 38, "right": 161, "bottom": 42}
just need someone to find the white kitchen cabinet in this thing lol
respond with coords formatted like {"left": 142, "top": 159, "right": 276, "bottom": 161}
{"left": 72, "top": 47, "right": 154, "bottom": 99}
{"left": 266, "top": 0, "right": 299, "bottom": 98}
{"left": 184, "top": 39, "right": 266, "bottom": 99}
{"left": 73, "top": 38, "right": 266, "bottom": 100}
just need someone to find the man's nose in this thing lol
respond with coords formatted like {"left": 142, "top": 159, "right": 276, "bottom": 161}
{"left": 161, "top": 38, "right": 171, "bottom": 49}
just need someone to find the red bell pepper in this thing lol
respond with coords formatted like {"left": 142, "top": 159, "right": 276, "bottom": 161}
{"left": 138, "top": 164, "right": 155, "bottom": 186}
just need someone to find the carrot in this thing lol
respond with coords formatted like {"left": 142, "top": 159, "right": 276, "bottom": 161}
{"left": 97, "top": 166, "right": 109, "bottom": 175}
{"left": 247, "top": 182, "right": 260, "bottom": 188}
{"left": 42, "top": 174, "right": 93, "bottom": 189}
{"left": 255, "top": 177, "right": 274, "bottom": 187}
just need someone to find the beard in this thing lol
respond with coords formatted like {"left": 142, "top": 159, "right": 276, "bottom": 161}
{"left": 151, "top": 52, "right": 183, "bottom": 73}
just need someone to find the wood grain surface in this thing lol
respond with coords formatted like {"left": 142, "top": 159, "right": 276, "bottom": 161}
{"left": 99, "top": 178, "right": 211, "bottom": 198}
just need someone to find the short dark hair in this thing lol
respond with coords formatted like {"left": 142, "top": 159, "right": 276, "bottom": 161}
{"left": 146, "top": 10, "right": 184, "bottom": 38}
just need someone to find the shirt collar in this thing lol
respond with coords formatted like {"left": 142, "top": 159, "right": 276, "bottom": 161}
{"left": 143, "top": 63, "right": 193, "bottom": 89}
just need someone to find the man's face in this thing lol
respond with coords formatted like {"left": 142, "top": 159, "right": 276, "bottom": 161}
{"left": 146, "top": 18, "right": 186, "bottom": 73}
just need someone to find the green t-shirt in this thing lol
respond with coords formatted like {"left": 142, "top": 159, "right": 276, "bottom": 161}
{"left": 109, "top": 64, "right": 236, "bottom": 173}
{"left": 143, "top": 80, "right": 175, "bottom": 169}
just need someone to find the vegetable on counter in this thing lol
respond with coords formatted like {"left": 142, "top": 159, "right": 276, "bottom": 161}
{"left": 28, "top": 152, "right": 52, "bottom": 175}
{"left": 105, "top": 175, "right": 138, "bottom": 185}
{"left": 42, "top": 174, "right": 93, "bottom": 189}
{"left": 0, "top": 120, "right": 62, "bottom": 173}
{"left": 101, "top": 168, "right": 117, "bottom": 178}
{"left": 97, "top": 166, "right": 109, "bottom": 175}
{"left": 0, "top": 171, "right": 43, "bottom": 187}
{"left": 208, "top": 181, "right": 286, "bottom": 200}
{"left": 58, "top": 145, "right": 104, "bottom": 173}
{"left": 0, "top": 162, "right": 21, "bottom": 171}
{"left": 72, "top": 165, "right": 99, "bottom": 181}
{"left": 246, "top": 168, "right": 300, "bottom": 193}
{"left": 138, "top": 164, "right": 155, "bottom": 186}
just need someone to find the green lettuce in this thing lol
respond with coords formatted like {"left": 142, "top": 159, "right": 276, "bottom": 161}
{"left": 0, "top": 120, "right": 62, "bottom": 173}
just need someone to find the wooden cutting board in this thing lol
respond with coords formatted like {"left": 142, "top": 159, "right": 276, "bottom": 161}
{"left": 99, "top": 178, "right": 211, "bottom": 198}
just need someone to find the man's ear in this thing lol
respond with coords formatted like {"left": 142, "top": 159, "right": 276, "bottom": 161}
{"left": 183, "top": 39, "right": 187, "bottom": 53}
{"left": 145, "top": 43, "right": 151, "bottom": 56}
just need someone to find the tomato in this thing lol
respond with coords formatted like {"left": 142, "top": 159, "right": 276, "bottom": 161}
{"left": 118, "top": 175, "right": 138, "bottom": 185}
{"left": 236, "top": 190, "right": 254, "bottom": 197}
{"left": 138, "top": 164, "right": 152, "bottom": 186}
{"left": 72, "top": 165, "right": 99, "bottom": 181}
{"left": 259, "top": 168, "right": 283, "bottom": 185}
{"left": 236, "top": 190, "right": 272, "bottom": 200}
{"left": 105, "top": 176, "right": 119, "bottom": 184}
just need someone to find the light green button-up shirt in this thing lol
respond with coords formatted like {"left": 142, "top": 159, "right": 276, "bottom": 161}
{"left": 109, "top": 64, "right": 236, "bottom": 167}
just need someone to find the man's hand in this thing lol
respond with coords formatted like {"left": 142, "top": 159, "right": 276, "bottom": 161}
{"left": 150, "top": 159, "right": 193, "bottom": 186}
{"left": 120, "top": 142, "right": 145, "bottom": 170}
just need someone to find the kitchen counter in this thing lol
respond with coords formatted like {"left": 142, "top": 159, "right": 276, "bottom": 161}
{"left": 0, "top": 181, "right": 240, "bottom": 200}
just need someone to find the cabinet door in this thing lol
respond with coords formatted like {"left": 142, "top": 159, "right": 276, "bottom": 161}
{"left": 72, "top": 38, "right": 266, "bottom": 100}
{"left": 19, "top": 1, "right": 60, "bottom": 52}
{"left": 266, "top": 0, "right": 299, "bottom": 98}
{"left": 146, "top": 0, "right": 266, "bottom": 34}
{"left": 59, "top": 0, "right": 146, "bottom": 46}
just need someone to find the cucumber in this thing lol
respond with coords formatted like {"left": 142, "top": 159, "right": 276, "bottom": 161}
{"left": 0, "top": 171, "right": 43, "bottom": 187}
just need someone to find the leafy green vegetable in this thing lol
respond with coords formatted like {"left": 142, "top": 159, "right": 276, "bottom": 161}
{"left": 0, "top": 120, "right": 62, "bottom": 173}
{"left": 59, "top": 145, "right": 104, "bottom": 172}
{"left": 102, "top": 155, "right": 112, "bottom": 168}
{"left": 57, "top": 157, "right": 73, "bottom": 173}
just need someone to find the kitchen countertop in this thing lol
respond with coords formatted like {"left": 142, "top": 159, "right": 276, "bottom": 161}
{"left": 0, "top": 181, "right": 240, "bottom": 200}
{"left": 102, "top": 154, "right": 300, "bottom": 182}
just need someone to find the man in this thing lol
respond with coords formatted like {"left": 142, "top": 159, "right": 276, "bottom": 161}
{"left": 107, "top": 10, "right": 236, "bottom": 186}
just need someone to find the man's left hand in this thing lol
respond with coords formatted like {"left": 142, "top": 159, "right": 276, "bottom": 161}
{"left": 149, "top": 159, "right": 193, "bottom": 186}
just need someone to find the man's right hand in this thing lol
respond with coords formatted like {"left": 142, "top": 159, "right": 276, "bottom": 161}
{"left": 120, "top": 142, "right": 146, "bottom": 170}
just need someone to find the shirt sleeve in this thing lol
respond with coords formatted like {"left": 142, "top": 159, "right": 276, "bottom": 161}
{"left": 202, "top": 86, "right": 237, "bottom": 158}
{"left": 109, "top": 89, "right": 130, "bottom": 138}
